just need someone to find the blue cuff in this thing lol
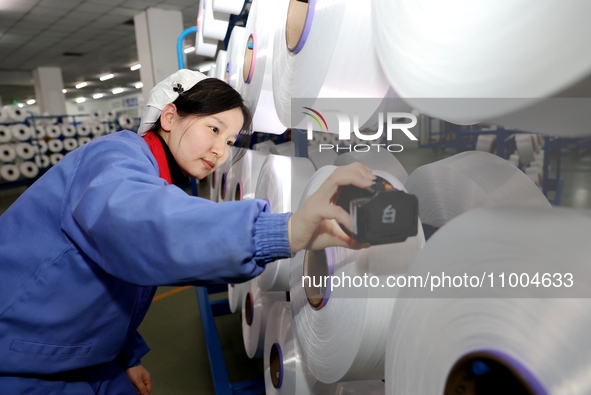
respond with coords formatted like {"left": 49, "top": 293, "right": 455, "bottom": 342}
{"left": 254, "top": 212, "right": 292, "bottom": 264}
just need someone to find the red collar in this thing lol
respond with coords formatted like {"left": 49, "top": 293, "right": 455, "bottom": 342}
{"left": 143, "top": 132, "right": 172, "bottom": 185}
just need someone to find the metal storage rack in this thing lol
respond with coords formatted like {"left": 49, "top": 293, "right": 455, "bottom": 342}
{"left": 0, "top": 113, "right": 125, "bottom": 190}
{"left": 178, "top": 2, "right": 266, "bottom": 393}
{"left": 418, "top": 116, "right": 567, "bottom": 205}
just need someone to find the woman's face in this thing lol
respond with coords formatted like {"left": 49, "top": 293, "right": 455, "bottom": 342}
{"left": 160, "top": 105, "right": 244, "bottom": 179}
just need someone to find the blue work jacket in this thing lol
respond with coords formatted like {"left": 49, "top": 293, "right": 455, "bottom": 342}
{"left": 0, "top": 131, "right": 290, "bottom": 390}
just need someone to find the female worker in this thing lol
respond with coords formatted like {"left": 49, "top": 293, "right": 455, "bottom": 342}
{"left": 0, "top": 70, "right": 374, "bottom": 394}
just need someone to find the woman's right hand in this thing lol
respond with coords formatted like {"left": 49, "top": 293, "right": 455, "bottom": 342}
{"left": 125, "top": 364, "right": 152, "bottom": 395}
{"left": 288, "top": 162, "right": 376, "bottom": 253}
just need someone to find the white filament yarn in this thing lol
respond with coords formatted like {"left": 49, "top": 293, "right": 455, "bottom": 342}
{"left": 78, "top": 137, "right": 92, "bottom": 146}
{"left": 212, "top": 0, "right": 244, "bottom": 14}
{"left": 515, "top": 134, "right": 536, "bottom": 164}
{"left": 257, "top": 154, "right": 316, "bottom": 292}
{"left": 34, "top": 154, "right": 50, "bottom": 169}
{"left": 61, "top": 124, "right": 77, "bottom": 138}
{"left": 405, "top": 151, "right": 550, "bottom": 227}
{"left": 5, "top": 106, "right": 27, "bottom": 123}
{"left": 223, "top": 157, "right": 244, "bottom": 202}
{"left": 272, "top": 0, "right": 392, "bottom": 128}
{"left": 333, "top": 150, "right": 409, "bottom": 185}
{"left": 372, "top": 0, "right": 591, "bottom": 136}
{"left": 33, "top": 126, "right": 46, "bottom": 139}
{"left": 19, "top": 161, "right": 39, "bottom": 179}
{"left": 0, "top": 126, "right": 12, "bottom": 143}
{"left": 104, "top": 111, "right": 116, "bottom": 122}
{"left": 211, "top": 147, "right": 235, "bottom": 202}
{"left": 264, "top": 302, "right": 317, "bottom": 395}
{"left": 525, "top": 166, "right": 542, "bottom": 188}
{"left": 531, "top": 134, "right": 541, "bottom": 154}
{"left": 195, "top": 0, "right": 218, "bottom": 57}
{"left": 311, "top": 381, "right": 385, "bottom": 395}
{"left": 209, "top": 171, "right": 218, "bottom": 202}
{"left": 15, "top": 143, "right": 35, "bottom": 160}
{"left": 475, "top": 134, "right": 496, "bottom": 153}
{"left": 47, "top": 139, "right": 64, "bottom": 153}
{"left": 508, "top": 154, "right": 520, "bottom": 168}
{"left": 49, "top": 153, "right": 64, "bottom": 165}
{"left": 239, "top": 0, "right": 289, "bottom": 134}
{"left": 0, "top": 145, "right": 16, "bottom": 163}
{"left": 90, "top": 110, "right": 103, "bottom": 121}
{"left": 63, "top": 138, "right": 78, "bottom": 152}
{"left": 118, "top": 115, "right": 134, "bottom": 130}
{"left": 228, "top": 281, "right": 247, "bottom": 314}
{"left": 76, "top": 123, "right": 92, "bottom": 137}
{"left": 0, "top": 164, "right": 20, "bottom": 181}
{"left": 215, "top": 50, "right": 228, "bottom": 81}
{"left": 290, "top": 166, "right": 425, "bottom": 383}
{"left": 92, "top": 123, "right": 105, "bottom": 137}
{"left": 10, "top": 124, "right": 32, "bottom": 142}
{"left": 242, "top": 279, "right": 287, "bottom": 359}
{"left": 202, "top": 0, "right": 230, "bottom": 41}
{"left": 45, "top": 125, "right": 62, "bottom": 139}
{"left": 225, "top": 26, "right": 247, "bottom": 89}
{"left": 385, "top": 206, "right": 591, "bottom": 395}
{"left": 33, "top": 140, "right": 48, "bottom": 154}
{"left": 224, "top": 149, "right": 268, "bottom": 202}
{"left": 530, "top": 160, "right": 544, "bottom": 170}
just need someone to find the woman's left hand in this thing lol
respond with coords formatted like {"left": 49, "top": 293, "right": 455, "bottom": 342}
{"left": 125, "top": 364, "right": 152, "bottom": 395}
{"left": 288, "top": 162, "right": 375, "bottom": 252}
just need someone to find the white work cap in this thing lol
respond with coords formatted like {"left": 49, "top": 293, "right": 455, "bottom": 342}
{"left": 137, "top": 69, "right": 209, "bottom": 136}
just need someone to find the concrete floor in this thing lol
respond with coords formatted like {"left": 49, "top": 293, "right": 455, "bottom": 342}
{"left": 0, "top": 144, "right": 589, "bottom": 394}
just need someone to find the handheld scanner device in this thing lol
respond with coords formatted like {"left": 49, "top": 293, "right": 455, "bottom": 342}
{"left": 333, "top": 176, "right": 419, "bottom": 245}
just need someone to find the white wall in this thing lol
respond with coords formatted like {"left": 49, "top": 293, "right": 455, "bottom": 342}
{"left": 65, "top": 92, "right": 144, "bottom": 120}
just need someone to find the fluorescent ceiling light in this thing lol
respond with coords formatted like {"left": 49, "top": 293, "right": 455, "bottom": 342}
{"left": 62, "top": 89, "right": 67, "bottom": 93}
{"left": 184, "top": 46, "right": 195, "bottom": 54}
{"left": 135, "top": 82, "right": 143, "bottom": 89}
{"left": 112, "top": 88, "right": 124, "bottom": 94}
{"left": 130, "top": 64, "right": 141, "bottom": 71}
{"left": 93, "top": 93, "right": 104, "bottom": 99}
{"left": 99, "top": 73, "right": 114, "bottom": 81}
{"left": 76, "top": 97, "right": 86, "bottom": 103}
{"left": 199, "top": 65, "right": 212, "bottom": 73}
{"left": 26, "top": 99, "right": 36, "bottom": 105}
{"left": 75, "top": 82, "right": 87, "bottom": 89}
{"left": 17, "top": 103, "right": 24, "bottom": 108}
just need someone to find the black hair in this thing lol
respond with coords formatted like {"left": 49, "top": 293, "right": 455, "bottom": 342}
{"left": 151, "top": 78, "right": 253, "bottom": 165}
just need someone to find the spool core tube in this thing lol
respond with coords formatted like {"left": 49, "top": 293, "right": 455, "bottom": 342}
{"left": 221, "top": 172, "right": 228, "bottom": 200}
{"left": 444, "top": 352, "right": 546, "bottom": 395}
{"left": 286, "top": 0, "right": 315, "bottom": 54}
{"left": 270, "top": 342, "right": 284, "bottom": 388}
{"left": 303, "top": 249, "right": 334, "bottom": 310}
{"left": 235, "top": 182, "right": 243, "bottom": 201}
{"left": 245, "top": 292, "right": 254, "bottom": 326}
{"left": 243, "top": 34, "right": 256, "bottom": 83}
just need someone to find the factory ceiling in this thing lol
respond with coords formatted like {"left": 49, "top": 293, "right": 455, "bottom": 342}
{"left": 0, "top": 0, "right": 213, "bottom": 104}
